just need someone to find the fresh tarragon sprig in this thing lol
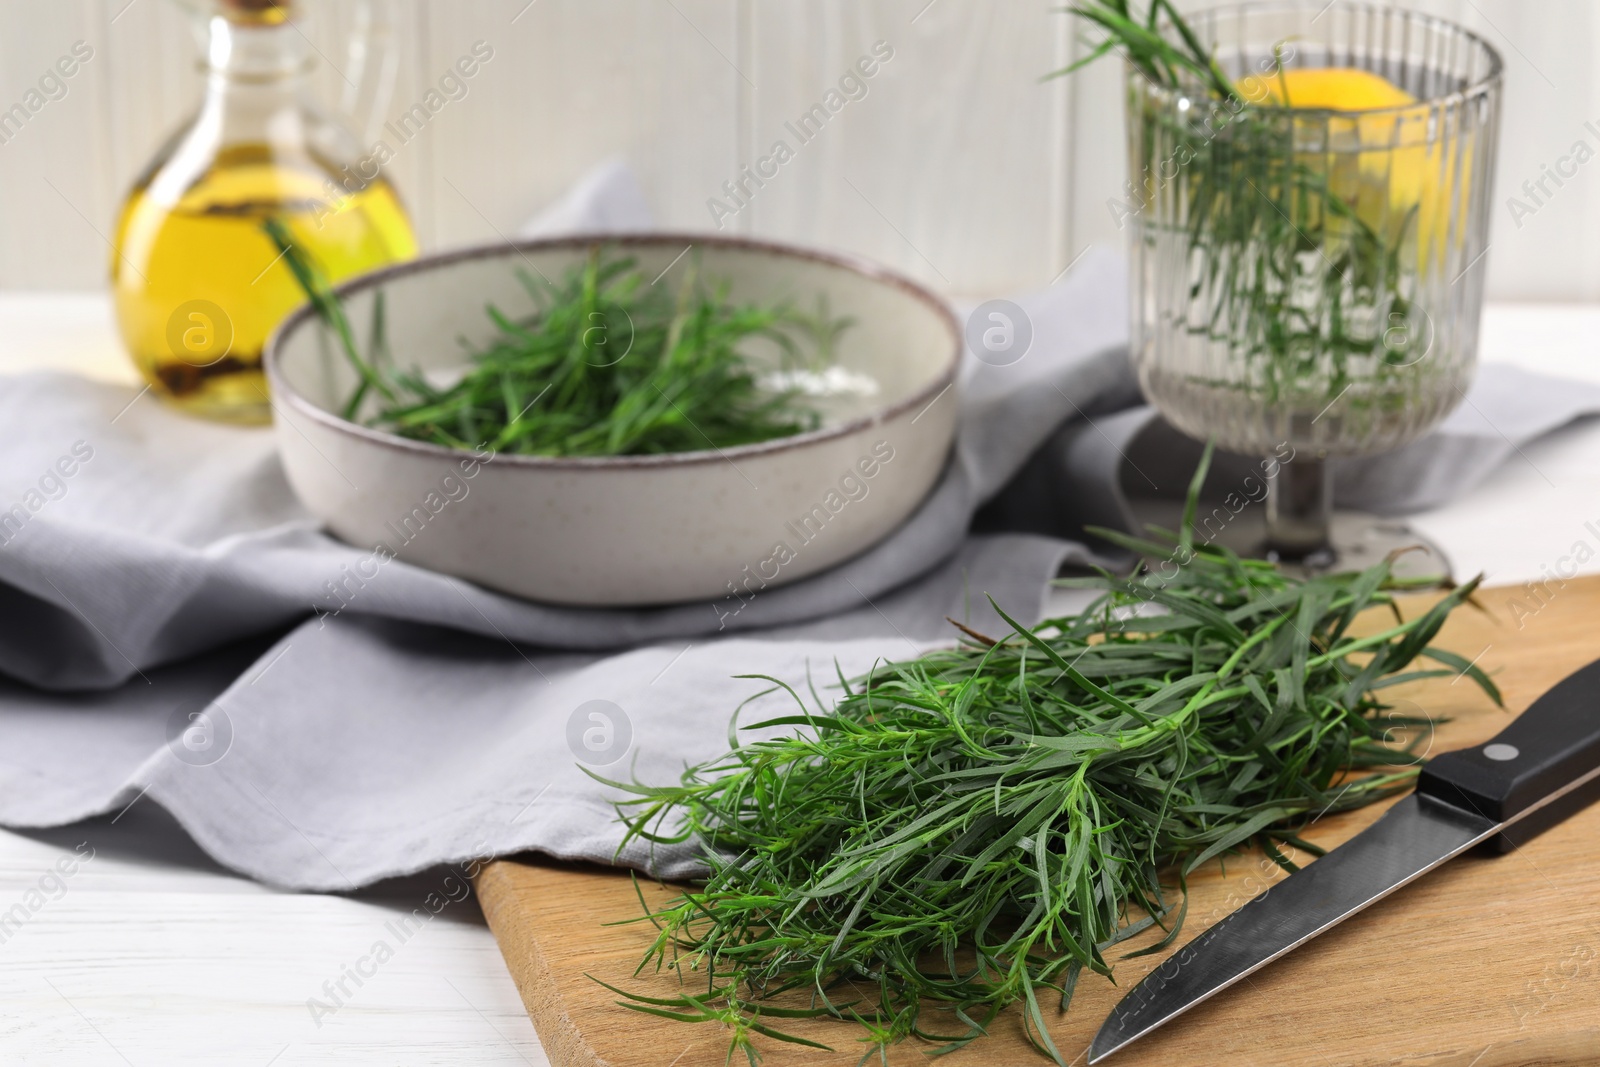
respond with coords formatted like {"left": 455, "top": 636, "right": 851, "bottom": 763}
{"left": 595, "top": 448, "right": 1498, "bottom": 1065}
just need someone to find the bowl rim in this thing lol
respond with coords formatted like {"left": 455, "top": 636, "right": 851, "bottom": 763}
{"left": 263, "top": 231, "right": 963, "bottom": 470}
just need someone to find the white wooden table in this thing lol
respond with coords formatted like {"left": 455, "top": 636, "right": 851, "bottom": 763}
{"left": 1, "top": 293, "right": 1596, "bottom": 1065}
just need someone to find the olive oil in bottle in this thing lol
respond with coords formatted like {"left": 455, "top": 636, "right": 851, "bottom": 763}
{"left": 113, "top": 0, "right": 417, "bottom": 424}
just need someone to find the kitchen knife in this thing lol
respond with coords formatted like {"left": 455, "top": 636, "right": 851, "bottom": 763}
{"left": 1088, "top": 656, "right": 1600, "bottom": 1063}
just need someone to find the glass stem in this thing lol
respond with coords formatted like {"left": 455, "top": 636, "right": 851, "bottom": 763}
{"left": 1265, "top": 456, "right": 1333, "bottom": 562}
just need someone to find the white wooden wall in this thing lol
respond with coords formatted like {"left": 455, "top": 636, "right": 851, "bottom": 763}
{"left": 1, "top": 0, "right": 1597, "bottom": 301}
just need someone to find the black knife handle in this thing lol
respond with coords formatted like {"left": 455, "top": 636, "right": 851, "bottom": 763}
{"left": 1417, "top": 657, "right": 1600, "bottom": 853}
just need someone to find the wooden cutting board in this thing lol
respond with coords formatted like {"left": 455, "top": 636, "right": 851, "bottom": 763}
{"left": 474, "top": 576, "right": 1600, "bottom": 1067}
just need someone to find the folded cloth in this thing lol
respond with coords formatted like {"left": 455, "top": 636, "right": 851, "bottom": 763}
{"left": 2, "top": 165, "right": 1598, "bottom": 889}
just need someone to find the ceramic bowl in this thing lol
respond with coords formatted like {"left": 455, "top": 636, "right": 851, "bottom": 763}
{"left": 263, "top": 233, "right": 960, "bottom": 607}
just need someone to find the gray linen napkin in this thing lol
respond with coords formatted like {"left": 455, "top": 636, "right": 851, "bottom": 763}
{"left": 0, "top": 233, "right": 1132, "bottom": 887}
{"left": 3, "top": 168, "right": 1599, "bottom": 889}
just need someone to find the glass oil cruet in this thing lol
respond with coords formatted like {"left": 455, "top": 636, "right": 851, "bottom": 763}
{"left": 111, "top": 0, "right": 418, "bottom": 424}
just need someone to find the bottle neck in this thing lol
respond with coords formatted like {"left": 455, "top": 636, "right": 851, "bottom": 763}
{"left": 139, "top": 6, "right": 371, "bottom": 207}
{"left": 205, "top": 14, "right": 311, "bottom": 79}
{"left": 140, "top": 13, "right": 321, "bottom": 206}
{"left": 194, "top": 15, "right": 318, "bottom": 152}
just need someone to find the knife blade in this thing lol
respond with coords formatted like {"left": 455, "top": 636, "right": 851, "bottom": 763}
{"left": 1088, "top": 656, "right": 1600, "bottom": 1063}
